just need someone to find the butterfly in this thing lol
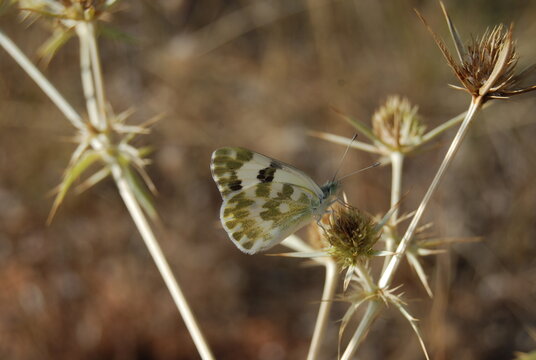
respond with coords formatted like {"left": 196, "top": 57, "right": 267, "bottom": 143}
{"left": 210, "top": 147, "right": 340, "bottom": 254}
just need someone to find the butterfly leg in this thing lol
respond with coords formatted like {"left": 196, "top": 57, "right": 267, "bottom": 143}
{"left": 315, "top": 215, "right": 329, "bottom": 235}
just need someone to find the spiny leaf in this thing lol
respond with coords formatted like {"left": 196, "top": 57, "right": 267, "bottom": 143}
{"left": 373, "top": 204, "right": 399, "bottom": 233}
{"left": 338, "top": 296, "right": 369, "bottom": 358}
{"left": 331, "top": 106, "right": 381, "bottom": 144}
{"left": 267, "top": 250, "right": 329, "bottom": 258}
{"left": 440, "top": 1, "right": 465, "bottom": 62}
{"left": 308, "top": 130, "right": 381, "bottom": 154}
{"left": 417, "top": 236, "right": 482, "bottom": 248}
{"left": 343, "top": 265, "right": 355, "bottom": 292}
{"left": 121, "top": 163, "right": 157, "bottom": 220}
{"left": 370, "top": 250, "right": 395, "bottom": 257}
{"left": 98, "top": 23, "right": 137, "bottom": 44}
{"left": 48, "top": 150, "right": 102, "bottom": 224}
{"left": 406, "top": 251, "right": 433, "bottom": 298}
{"left": 37, "top": 28, "right": 74, "bottom": 66}
{"left": 395, "top": 303, "right": 430, "bottom": 360}
{"left": 75, "top": 167, "right": 111, "bottom": 194}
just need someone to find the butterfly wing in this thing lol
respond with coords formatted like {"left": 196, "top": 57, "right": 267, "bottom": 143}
{"left": 210, "top": 147, "right": 323, "bottom": 198}
{"left": 210, "top": 147, "right": 325, "bottom": 254}
{"left": 220, "top": 182, "right": 319, "bottom": 254}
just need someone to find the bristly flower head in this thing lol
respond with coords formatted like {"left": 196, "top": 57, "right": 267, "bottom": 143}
{"left": 417, "top": 3, "right": 536, "bottom": 100}
{"left": 372, "top": 95, "right": 425, "bottom": 153}
{"left": 18, "top": 0, "right": 119, "bottom": 21}
{"left": 326, "top": 207, "right": 381, "bottom": 268}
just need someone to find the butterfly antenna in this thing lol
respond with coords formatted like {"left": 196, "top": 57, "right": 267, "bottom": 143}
{"left": 338, "top": 162, "right": 381, "bottom": 182}
{"left": 331, "top": 133, "right": 358, "bottom": 182}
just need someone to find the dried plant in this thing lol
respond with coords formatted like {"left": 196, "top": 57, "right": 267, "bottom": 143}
{"left": 1, "top": 1, "right": 535, "bottom": 359}
{"left": 0, "top": 1, "right": 214, "bottom": 359}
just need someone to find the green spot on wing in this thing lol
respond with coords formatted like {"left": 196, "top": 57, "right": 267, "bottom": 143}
{"left": 235, "top": 148, "right": 253, "bottom": 162}
{"left": 216, "top": 148, "right": 231, "bottom": 156}
{"left": 276, "top": 184, "right": 294, "bottom": 200}
{"left": 232, "top": 231, "right": 244, "bottom": 242}
{"left": 256, "top": 183, "right": 271, "bottom": 198}
{"left": 241, "top": 240, "right": 253, "bottom": 249}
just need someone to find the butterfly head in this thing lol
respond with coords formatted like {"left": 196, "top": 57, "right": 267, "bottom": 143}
{"left": 320, "top": 180, "right": 341, "bottom": 203}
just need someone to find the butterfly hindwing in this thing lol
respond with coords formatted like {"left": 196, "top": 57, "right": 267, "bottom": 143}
{"left": 220, "top": 182, "right": 319, "bottom": 254}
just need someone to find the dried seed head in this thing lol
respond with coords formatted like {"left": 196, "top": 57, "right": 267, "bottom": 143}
{"left": 18, "top": 0, "right": 117, "bottom": 21}
{"left": 326, "top": 208, "right": 380, "bottom": 268}
{"left": 372, "top": 96, "right": 425, "bottom": 152}
{"left": 456, "top": 25, "right": 520, "bottom": 97}
{"left": 417, "top": 6, "right": 536, "bottom": 100}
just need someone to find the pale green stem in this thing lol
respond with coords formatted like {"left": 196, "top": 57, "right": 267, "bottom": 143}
{"left": 340, "top": 262, "right": 378, "bottom": 360}
{"left": 0, "top": 30, "right": 84, "bottom": 129}
{"left": 341, "top": 96, "right": 483, "bottom": 360}
{"left": 1, "top": 27, "right": 215, "bottom": 360}
{"left": 307, "top": 258, "right": 338, "bottom": 360}
{"left": 75, "top": 24, "right": 101, "bottom": 129}
{"left": 75, "top": 24, "right": 215, "bottom": 360}
{"left": 382, "top": 151, "right": 404, "bottom": 273}
{"left": 110, "top": 164, "right": 215, "bottom": 360}
{"left": 421, "top": 102, "right": 491, "bottom": 145}
{"left": 389, "top": 152, "right": 404, "bottom": 223}
{"left": 281, "top": 235, "right": 340, "bottom": 360}
{"left": 340, "top": 301, "right": 380, "bottom": 360}
{"left": 420, "top": 108, "right": 466, "bottom": 144}
{"left": 379, "top": 96, "right": 482, "bottom": 289}
{"left": 85, "top": 22, "right": 108, "bottom": 129}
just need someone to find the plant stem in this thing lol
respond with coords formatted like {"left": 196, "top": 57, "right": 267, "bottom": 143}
{"left": 389, "top": 151, "right": 404, "bottom": 224}
{"left": 0, "top": 30, "right": 84, "bottom": 129}
{"left": 281, "top": 235, "right": 340, "bottom": 360}
{"left": 75, "top": 23, "right": 101, "bottom": 129}
{"left": 307, "top": 258, "right": 338, "bottom": 360}
{"left": 75, "top": 24, "right": 215, "bottom": 360}
{"left": 340, "top": 301, "right": 380, "bottom": 360}
{"left": 379, "top": 96, "right": 482, "bottom": 289}
{"left": 85, "top": 22, "right": 108, "bottom": 129}
{"left": 1, "top": 27, "right": 215, "bottom": 360}
{"left": 111, "top": 164, "right": 215, "bottom": 360}
{"left": 341, "top": 96, "right": 483, "bottom": 359}
{"left": 381, "top": 151, "right": 404, "bottom": 273}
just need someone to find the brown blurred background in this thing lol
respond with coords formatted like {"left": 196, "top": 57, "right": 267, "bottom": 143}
{"left": 1, "top": 0, "right": 536, "bottom": 359}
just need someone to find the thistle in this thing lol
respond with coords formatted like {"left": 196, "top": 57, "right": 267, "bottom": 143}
{"left": 417, "top": 3, "right": 536, "bottom": 101}
{"left": 18, "top": 0, "right": 118, "bottom": 21}
{"left": 326, "top": 207, "right": 381, "bottom": 269}
{"left": 372, "top": 95, "right": 425, "bottom": 153}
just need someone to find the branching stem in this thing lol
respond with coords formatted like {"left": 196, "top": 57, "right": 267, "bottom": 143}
{"left": 0, "top": 26, "right": 215, "bottom": 360}
{"left": 341, "top": 96, "right": 483, "bottom": 359}
{"left": 307, "top": 258, "right": 338, "bottom": 360}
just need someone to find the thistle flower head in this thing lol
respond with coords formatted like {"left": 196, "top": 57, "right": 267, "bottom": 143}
{"left": 18, "top": 0, "right": 118, "bottom": 21}
{"left": 372, "top": 96, "right": 425, "bottom": 152}
{"left": 326, "top": 208, "right": 381, "bottom": 268}
{"left": 417, "top": 3, "right": 536, "bottom": 100}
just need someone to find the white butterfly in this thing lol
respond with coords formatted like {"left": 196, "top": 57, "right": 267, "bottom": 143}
{"left": 210, "top": 147, "right": 340, "bottom": 254}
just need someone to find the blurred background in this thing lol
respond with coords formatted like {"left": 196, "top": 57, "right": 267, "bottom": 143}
{"left": 1, "top": 0, "right": 536, "bottom": 359}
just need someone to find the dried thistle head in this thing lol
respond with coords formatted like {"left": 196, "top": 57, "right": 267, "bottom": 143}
{"left": 417, "top": 3, "right": 536, "bottom": 100}
{"left": 372, "top": 96, "right": 425, "bottom": 152}
{"left": 18, "top": 0, "right": 118, "bottom": 21}
{"left": 326, "top": 207, "right": 381, "bottom": 268}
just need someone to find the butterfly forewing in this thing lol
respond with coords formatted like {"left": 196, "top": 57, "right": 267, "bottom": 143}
{"left": 211, "top": 147, "right": 323, "bottom": 198}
